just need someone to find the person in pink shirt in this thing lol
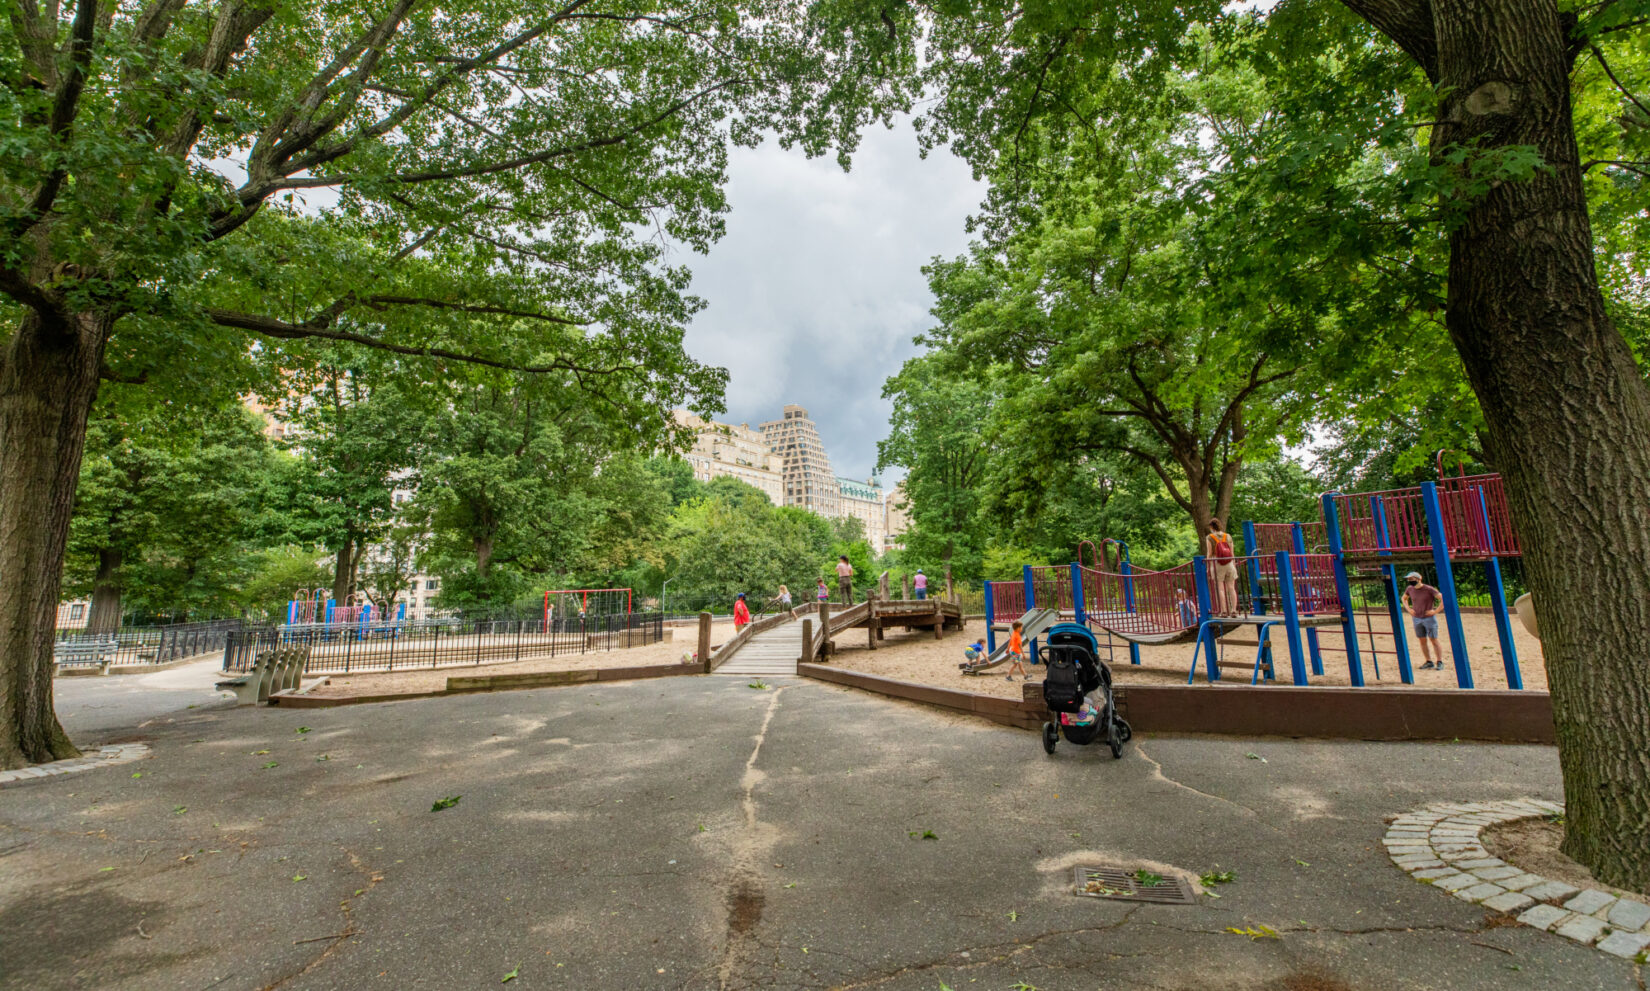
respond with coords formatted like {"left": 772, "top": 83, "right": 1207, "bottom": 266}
{"left": 835, "top": 556, "right": 855, "bottom": 605}
{"left": 733, "top": 593, "right": 751, "bottom": 631}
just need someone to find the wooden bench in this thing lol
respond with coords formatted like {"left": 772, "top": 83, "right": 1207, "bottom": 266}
{"left": 54, "top": 638, "right": 120, "bottom": 675}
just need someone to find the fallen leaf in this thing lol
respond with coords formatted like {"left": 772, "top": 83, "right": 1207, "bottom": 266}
{"left": 431, "top": 795, "right": 462, "bottom": 812}
{"left": 501, "top": 965, "right": 519, "bottom": 983}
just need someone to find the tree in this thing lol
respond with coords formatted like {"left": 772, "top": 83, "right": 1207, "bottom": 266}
{"left": 0, "top": 1, "right": 903, "bottom": 767}
{"left": 877, "top": 354, "right": 992, "bottom": 583}
{"left": 281, "top": 363, "right": 422, "bottom": 605}
{"left": 910, "top": 0, "right": 1650, "bottom": 887}
{"left": 66, "top": 393, "right": 283, "bottom": 628}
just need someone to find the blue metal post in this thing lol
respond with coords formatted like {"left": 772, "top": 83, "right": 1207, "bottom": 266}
{"left": 1192, "top": 554, "right": 1220, "bottom": 681}
{"left": 984, "top": 582, "right": 997, "bottom": 656}
{"left": 287, "top": 600, "right": 298, "bottom": 626}
{"left": 325, "top": 598, "right": 335, "bottom": 626}
{"left": 1320, "top": 494, "right": 1366, "bottom": 687}
{"left": 1291, "top": 523, "right": 1324, "bottom": 675}
{"left": 1420, "top": 481, "right": 1473, "bottom": 688}
{"left": 1477, "top": 489, "right": 1523, "bottom": 689}
{"left": 1069, "top": 562, "right": 1086, "bottom": 627}
{"left": 1118, "top": 547, "right": 1141, "bottom": 666}
{"left": 1275, "top": 551, "right": 1309, "bottom": 684}
{"left": 1242, "top": 521, "right": 1265, "bottom": 614}
{"left": 1371, "top": 495, "right": 1415, "bottom": 684}
{"left": 1022, "top": 565, "right": 1039, "bottom": 664}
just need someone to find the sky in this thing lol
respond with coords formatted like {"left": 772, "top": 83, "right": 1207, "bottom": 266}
{"left": 669, "top": 120, "right": 983, "bottom": 483}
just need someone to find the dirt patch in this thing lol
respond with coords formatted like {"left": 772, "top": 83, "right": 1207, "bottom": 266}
{"left": 1482, "top": 817, "right": 1650, "bottom": 900}
{"left": 1272, "top": 973, "right": 1358, "bottom": 991}
{"left": 820, "top": 610, "right": 1544, "bottom": 699}
{"left": 726, "top": 878, "right": 764, "bottom": 935}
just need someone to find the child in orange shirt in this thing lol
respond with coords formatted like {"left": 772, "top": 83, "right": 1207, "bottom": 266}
{"left": 1005, "top": 620, "right": 1029, "bottom": 682}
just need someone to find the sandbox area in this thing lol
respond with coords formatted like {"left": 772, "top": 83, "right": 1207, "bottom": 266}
{"left": 822, "top": 610, "right": 1546, "bottom": 701}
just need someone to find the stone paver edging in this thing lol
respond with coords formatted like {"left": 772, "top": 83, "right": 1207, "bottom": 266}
{"left": 0, "top": 743, "right": 150, "bottom": 787}
{"left": 1385, "top": 799, "right": 1650, "bottom": 961}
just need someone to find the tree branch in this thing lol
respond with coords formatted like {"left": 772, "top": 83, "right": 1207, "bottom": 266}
{"left": 1336, "top": 0, "right": 1438, "bottom": 82}
{"left": 205, "top": 308, "right": 618, "bottom": 376}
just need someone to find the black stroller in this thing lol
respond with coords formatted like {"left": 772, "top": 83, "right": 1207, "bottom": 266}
{"left": 1039, "top": 623, "right": 1132, "bottom": 758}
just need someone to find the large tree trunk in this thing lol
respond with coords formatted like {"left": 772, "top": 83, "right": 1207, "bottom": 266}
{"left": 1431, "top": 0, "right": 1650, "bottom": 890}
{"left": 331, "top": 538, "right": 354, "bottom": 604}
{"left": 85, "top": 547, "right": 123, "bottom": 635}
{"left": 0, "top": 311, "right": 108, "bottom": 769}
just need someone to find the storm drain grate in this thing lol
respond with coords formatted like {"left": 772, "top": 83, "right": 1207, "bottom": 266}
{"left": 1073, "top": 866, "right": 1198, "bottom": 904}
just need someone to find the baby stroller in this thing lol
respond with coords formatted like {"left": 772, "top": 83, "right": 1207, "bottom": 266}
{"left": 1038, "top": 624, "right": 1131, "bottom": 758}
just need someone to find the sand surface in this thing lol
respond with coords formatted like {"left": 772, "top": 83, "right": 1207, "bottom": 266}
{"left": 819, "top": 610, "right": 1545, "bottom": 701}
{"left": 305, "top": 622, "right": 734, "bottom": 699}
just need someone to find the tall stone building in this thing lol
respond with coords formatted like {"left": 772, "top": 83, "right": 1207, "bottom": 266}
{"left": 836, "top": 476, "right": 888, "bottom": 550}
{"left": 671, "top": 410, "right": 785, "bottom": 504}
{"left": 759, "top": 405, "right": 841, "bottom": 517}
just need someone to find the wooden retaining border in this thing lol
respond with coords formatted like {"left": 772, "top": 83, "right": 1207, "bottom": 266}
{"left": 796, "top": 664, "right": 1556, "bottom": 743}
{"left": 271, "top": 661, "right": 702, "bottom": 707}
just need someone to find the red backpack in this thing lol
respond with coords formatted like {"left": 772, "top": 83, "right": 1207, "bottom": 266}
{"left": 1210, "top": 532, "right": 1234, "bottom": 563}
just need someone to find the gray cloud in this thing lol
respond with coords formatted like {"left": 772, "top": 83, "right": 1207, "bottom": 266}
{"left": 673, "top": 120, "right": 982, "bottom": 482}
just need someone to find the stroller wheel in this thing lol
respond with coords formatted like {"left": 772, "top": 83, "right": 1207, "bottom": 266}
{"left": 1107, "top": 721, "right": 1122, "bottom": 759}
{"left": 1041, "top": 722, "right": 1058, "bottom": 755}
{"left": 1115, "top": 718, "right": 1133, "bottom": 743}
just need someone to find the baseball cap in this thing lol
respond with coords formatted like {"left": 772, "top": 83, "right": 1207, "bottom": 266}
{"left": 1405, "top": 571, "right": 1422, "bottom": 580}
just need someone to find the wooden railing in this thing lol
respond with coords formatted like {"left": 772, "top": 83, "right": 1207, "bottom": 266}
{"left": 707, "top": 608, "right": 800, "bottom": 671}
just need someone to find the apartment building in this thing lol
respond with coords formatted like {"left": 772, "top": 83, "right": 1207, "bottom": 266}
{"left": 836, "top": 476, "right": 888, "bottom": 550}
{"left": 758, "top": 405, "right": 841, "bottom": 517}
{"left": 671, "top": 410, "right": 785, "bottom": 504}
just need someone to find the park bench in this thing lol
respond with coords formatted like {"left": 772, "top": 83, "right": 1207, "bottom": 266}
{"left": 54, "top": 638, "right": 120, "bottom": 675}
{"left": 216, "top": 646, "right": 312, "bottom": 706}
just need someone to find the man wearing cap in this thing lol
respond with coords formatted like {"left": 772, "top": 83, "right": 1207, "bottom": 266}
{"left": 1402, "top": 571, "right": 1444, "bottom": 670}
{"left": 913, "top": 569, "right": 928, "bottom": 600}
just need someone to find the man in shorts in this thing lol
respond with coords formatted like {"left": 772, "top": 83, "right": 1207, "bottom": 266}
{"left": 1403, "top": 571, "right": 1444, "bottom": 670}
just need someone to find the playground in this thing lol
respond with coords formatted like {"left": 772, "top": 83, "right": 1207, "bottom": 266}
{"left": 832, "top": 607, "right": 1545, "bottom": 701}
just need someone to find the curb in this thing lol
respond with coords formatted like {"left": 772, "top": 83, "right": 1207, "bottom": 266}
{"left": 1386, "top": 799, "right": 1650, "bottom": 961}
{"left": 270, "top": 662, "right": 702, "bottom": 708}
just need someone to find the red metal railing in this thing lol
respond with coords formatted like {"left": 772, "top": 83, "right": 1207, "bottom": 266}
{"left": 1329, "top": 475, "right": 1520, "bottom": 558}
{"left": 1027, "top": 566, "right": 1075, "bottom": 615}
{"left": 1249, "top": 522, "right": 1329, "bottom": 555}
{"left": 986, "top": 580, "right": 1026, "bottom": 625}
{"left": 1079, "top": 563, "right": 1199, "bottom": 635}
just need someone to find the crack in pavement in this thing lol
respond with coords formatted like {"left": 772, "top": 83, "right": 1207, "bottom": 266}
{"left": 256, "top": 844, "right": 382, "bottom": 991}
{"left": 826, "top": 905, "right": 1144, "bottom": 990}
{"left": 717, "top": 686, "right": 786, "bottom": 991}
{"left": 1133, "top": 742, "right": 1279, "bottom": 828}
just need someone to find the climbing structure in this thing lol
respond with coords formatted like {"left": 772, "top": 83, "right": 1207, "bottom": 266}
{"left": 983, "top": 471, "right": 1526, "bottom": 690}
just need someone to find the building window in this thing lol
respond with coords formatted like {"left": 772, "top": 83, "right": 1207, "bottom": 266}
{"left": 69, "top": 603, "right": 85, "bottom": 621}
{"left": 426, "top": 579, "right": 439, "bottom": 590}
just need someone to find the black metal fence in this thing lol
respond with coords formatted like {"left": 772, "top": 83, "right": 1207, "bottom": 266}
{"left": 54, "top": 618, "right": 247, "bottom": 668}
{"left": 221, "top": 612, "right": 665, "bottom": 675}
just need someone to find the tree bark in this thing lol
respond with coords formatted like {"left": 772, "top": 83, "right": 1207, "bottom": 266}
{"left": 1428, "top": 0, "right": 1650, "bottom": 890}
{"left": 331, "top": 538, "right": 354, "bottom": 604}
{"left": 85, "top": 547, "right": 123, "bottom": 634}
{"left": 0, "top": 310, "right": 108, "bottom": 769}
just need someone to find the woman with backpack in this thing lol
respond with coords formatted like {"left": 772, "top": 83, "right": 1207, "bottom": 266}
{"left": 1205, "top": 518, "right": 1240, "bottom": 618}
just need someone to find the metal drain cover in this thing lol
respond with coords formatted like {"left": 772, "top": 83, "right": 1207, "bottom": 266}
{"left": 1074, "top": 866, "right": 1197, "bottom": 904}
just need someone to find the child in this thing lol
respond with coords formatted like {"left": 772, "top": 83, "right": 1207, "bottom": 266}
{"left": 733, "top": 593, "right": 751, "bottom": 631}
{"left": 1004, "top": 621, "right": 1028, "bottom": 682}
{"left": 959, "top": 638, "right": 987, "bottom": 669}
{"left": 816, "top": 578, "right": 830, "bottom": 604}
{"left": 913, "top": 569, "right": 928, "bottom": 600}
{"left": 1175, "top": 586, "right": 1197, "bottom": 628}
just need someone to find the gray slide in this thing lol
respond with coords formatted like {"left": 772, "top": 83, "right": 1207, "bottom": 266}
{"left": 962, "top": 607, "right": 1060, "bottom": 675}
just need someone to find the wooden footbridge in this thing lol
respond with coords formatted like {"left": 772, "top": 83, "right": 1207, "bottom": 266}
{"left": 709, "top": 586, "right": 965, "bottom": 675}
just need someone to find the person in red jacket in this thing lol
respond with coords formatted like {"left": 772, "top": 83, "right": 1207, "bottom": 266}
{"left": 733, "top": 593, "right": 752, "bottom": 630}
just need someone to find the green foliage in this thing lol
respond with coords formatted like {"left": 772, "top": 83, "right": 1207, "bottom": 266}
{"left": 431, "top": 796, "right": 462, "bottom": 812}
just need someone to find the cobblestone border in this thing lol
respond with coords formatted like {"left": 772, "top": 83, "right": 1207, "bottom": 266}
{"left": 0, "top": 743, "right": 149, "bottom": 788}
{"left": 1385, "top": 799, "right": 1650, "bottom": 961}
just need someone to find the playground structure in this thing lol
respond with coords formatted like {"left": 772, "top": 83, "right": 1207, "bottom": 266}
{"left": 544, "top": 588, "right": 632, "bottom": 629}
{"left": 984, "top": 469, "right": 1528, "bottom": 690}
{"left": 286, "top": 590, "right": 407, "bottom": 627}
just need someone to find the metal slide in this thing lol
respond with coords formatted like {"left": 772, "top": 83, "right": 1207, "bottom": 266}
{"left": 962, "top": 607, "right": 1061, "bottom": 674}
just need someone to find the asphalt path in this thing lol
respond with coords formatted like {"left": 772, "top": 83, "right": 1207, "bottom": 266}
{"left": 0, "top": 675, "right": 1635, "bottom": 991}
{"left": 52, "top": 655, "right": 236, "bottom": 737}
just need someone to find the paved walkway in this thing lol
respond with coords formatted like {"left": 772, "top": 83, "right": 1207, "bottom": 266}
{"left": 0, "top": 675, "right": 1637, "bottom": 990}
{"left": 714, "top": 615, "right": 801, "bottom": 677}
{"left": 53, "top": 654, "right": 233, "bottom": 737}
